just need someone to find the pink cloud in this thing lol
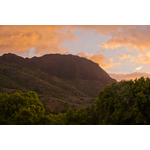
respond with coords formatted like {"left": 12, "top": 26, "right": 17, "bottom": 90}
{"left": 99, "top": 26, "right": 150, "bottom": 51}
{"left": 76, "top": 52, "right": 120, "bottom": 69}
{"left": 109, "top": 71, "right": 150, "bottom": 81}
{"left": 119, "top": 54, "right": 131, "bottom": 59}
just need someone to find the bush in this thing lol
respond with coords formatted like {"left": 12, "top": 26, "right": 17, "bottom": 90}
{"left": 95, "top": 77, "right": 150, "bottom": 125}
{"left": 0, "top": 91, "right": 45, "bottom": 125}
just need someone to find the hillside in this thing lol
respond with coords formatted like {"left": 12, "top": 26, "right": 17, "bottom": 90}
{"left": 0, "top": 53, "right": 116, "bottom": 85}
{"left": 0, "top": 53, "right": 116, "bottom": 113}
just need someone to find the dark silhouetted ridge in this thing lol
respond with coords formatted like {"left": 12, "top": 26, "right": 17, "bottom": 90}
{"left": 0, "top": 53, "right": 116, "bottom": 85}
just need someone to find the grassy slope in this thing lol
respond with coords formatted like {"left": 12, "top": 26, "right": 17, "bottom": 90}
{"left": 0, "top": 62, "right": 103, "bottom": 113}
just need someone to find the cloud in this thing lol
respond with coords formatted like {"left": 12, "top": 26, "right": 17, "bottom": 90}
{"left": 134, "top": 66, "right": 143, "bottom": 72}
{"left": 98, "top": 25, "right": 150, "bottom": 51}
{"left": 0, "top": 25, "right": 76, "bottom": 56}
{"left": 132, "top": 52, "right": 150, "bottom": 65}
{"left": 76, "top": 51, "right": 120, "bottom": 69}
{"left": 1, "top": 25, "right": 122, "bottom": 56}
{"left": 119, "top": 54, "right": 131, "bottom": 59}
{"left": 109, "top": 71, "right": 150, "bottom": 82}
{"left": 72, "top": 25, "right": 130, "bottom": 35}
{"left": 1, "top": 25, "right": 150, "bottom": 58}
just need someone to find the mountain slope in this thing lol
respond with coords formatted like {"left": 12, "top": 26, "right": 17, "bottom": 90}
{"left": 0, "top": 53, "right": 117, "bottom": 113}
{"left": 0, "top": 53, "right": 116, "bottom": 85}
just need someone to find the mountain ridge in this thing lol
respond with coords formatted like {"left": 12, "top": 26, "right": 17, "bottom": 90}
{"left": 0, "top": 53, "right": 116, "bottom": 85}
{"left": 0, "top": 53, "right": 117, "bottom": 113}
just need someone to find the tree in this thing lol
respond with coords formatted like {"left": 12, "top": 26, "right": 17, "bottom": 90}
{"left": 86, "top": 104, "right": 99, "bottom": 124}
{"left": 74, "top": 108, "right": 90, "bottom": 125}
{"left": 65, "top": 108, "right": 75, "bottom": 125}
{"left": 95, "top": 77, "right": 150, "bottom": 125}
{"left": 0, "top": 91, "right": 45, "bottom": 125}
{"left": 48, "top": 113, "right": 66, "bottom": 125}
{"left": 65, "top": 107, "right": 92, "bottom": 125}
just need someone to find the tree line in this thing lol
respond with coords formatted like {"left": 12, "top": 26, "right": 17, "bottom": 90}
{"left": 1, "top": 77, "right": 150, "bottom": 125}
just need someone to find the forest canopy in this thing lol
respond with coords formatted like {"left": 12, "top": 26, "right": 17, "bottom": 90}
{"left": 1, "top": 77, "right": 150, "bottom": 125}
{"left": 0, "top": 91, "right": 45, "bottom": 124}
{"left": 95, "top": 77, "right": 150, "bottom": 125}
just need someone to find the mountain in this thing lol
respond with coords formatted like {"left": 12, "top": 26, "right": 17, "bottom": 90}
{"left": 0, "top": 53, "right": 116, "bottom": 85}
{"left": 0, "top": 53, "right": 116, "bottom": 113}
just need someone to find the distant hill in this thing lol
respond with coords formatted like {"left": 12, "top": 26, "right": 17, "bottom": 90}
{"left": 0, "top": 53, "right": 116, "bottom": 113}
{"left": 0, "top": 53, "right": 116, "bottom": 85}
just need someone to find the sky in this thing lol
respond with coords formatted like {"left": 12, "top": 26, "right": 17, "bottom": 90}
{"left": 1, "top": 25, "right": 150, "bottom": 81}
{"left": 1, "top": 0, "right": 150, "bottom": 148}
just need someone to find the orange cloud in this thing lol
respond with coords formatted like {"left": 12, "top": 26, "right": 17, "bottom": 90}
{"left": 0, "top": 25, "right": 76, "bottom": 56}
{"left": 1, "top": 25, "right": 149, "bottom": 57}
{"left": 71, "top": 26, "right": 150, "bottom": 52}
{"left": 132, "top": 52, "right": 150, "bottom": 64}
{"left": 119, "top": 54, "right": 131, "bottom": 59}
{"left": 109, "top": 71, "right": 150, "bottom": 81}
{"left": 98, "top": 26, "right": 150, "bottom": 51}
{"left": 76, "top": 52, "right": 120, "bottom": 69}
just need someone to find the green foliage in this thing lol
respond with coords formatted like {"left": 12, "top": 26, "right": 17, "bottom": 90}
{"left": 0, "top": 91, "right": 90, "bottom": 125}
{"left": 36, "top": 113, "right": 66, "bottom": 125}
{"left": 65, "top": 107, "right": 92, "bottom": 125}
{"left": 65, "top": 108, "right": 75, "bottom": 125}
{"left": 0, "top": 91, "right": 45, "bottom": 125}
{"left": 48, "top": 113, "right": 66, "bottom": 125}
{"left": 95, "top": 77, "right": 150, "bottom": 125}
{"left": 2, "top": 76, "right": 150, "bottom": 125}
{"left": 86, "top": 104, "right": 99, "bottom": 124}
{"left": 74, "top": 108, "right": 90, "bottom": 125}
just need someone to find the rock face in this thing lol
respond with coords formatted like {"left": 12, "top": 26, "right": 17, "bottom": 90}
{"left": 0, "top": 53, "right": 116, "bottom": 85}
